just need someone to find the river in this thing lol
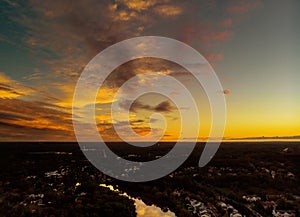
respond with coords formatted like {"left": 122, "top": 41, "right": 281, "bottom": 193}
{"left": 99, "top": 184, "right": 176, "bottom": 217}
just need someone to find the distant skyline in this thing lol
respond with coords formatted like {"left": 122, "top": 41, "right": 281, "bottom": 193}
{"left": 0, "top": 0, "right": 299, "bottom": 141}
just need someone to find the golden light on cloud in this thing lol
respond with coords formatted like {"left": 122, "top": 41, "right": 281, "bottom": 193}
{"left": 154, "top": 5, "right": 183, "bottom": 17}
{"left": 0, "top": 72, "right": 34, "bottom": 99}
{"left": 1, "top": 0, "right": 299, "bottom": 143}
{"left": 114, "top": 10, "right": 138, "bottom": 21}
{"left": 97, "top": 87, "right": 118, "bottom": 104}
{"left": 0, "top": 72, "right": 12, "bottom": 83}
{"left": 118, "top": 0, "right": 160, "bottom": 11}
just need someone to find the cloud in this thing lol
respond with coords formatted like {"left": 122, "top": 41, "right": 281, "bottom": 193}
{"left": 2, "top": 0, "right": 20, "bottom": 8}
{"left": 153, "top": 5, "right": 183, "bottom": 17}
{"left": 0, "top": 0, "right": 265, "bottom": 141}
{"left": 10, "top": 0, "right": 184, "bottom": 83}
{"left": 0, "top": 111, "right": 34, "bottom": 121}
{"left": 179, "top": 0, "right": 263, "bottom": 52}
{"left": 5, "top": 0, "right": 262, "bottom": 89}
{"left": 220, "top": 18, "right": 233, "bottom": 28}
{"left": 207, "top": 53, "right": 224, "bottom": 62}
{"left": 0, "top": 35, "right": 14, "bottom": 45}
{"left": 0, "top": 98, "right": 74, "bottom": 141}
{"left": 4, "top": 0, "right": 264, "bottom": 84}
{"left": 98, "top": 58, "right": 186, "bottom": 92}
{"left": 154, "top": 100, "right": 174, "bottom": 112}
{"left": 0, "top": 72, "right": 35, "bottom": 98}
{"left": 203, "top": 31, "right": 234, "bottom": 42}
{"left": 130, "top": 119, "right": 145, "bottom": 125}
{"left": 119, "top": 99, "right": 175, "bottom": 114}
{"left": 0, "top": 73, "right": 74, "bottom": 141}
{"left": 0, "top": 121, "right": 73, "bottom": 141}
{"left": 96, "top": 119, "right": 163, "bottom": 141}
{"left": 0, "top": 84, "right": 24, "bottom": 98}
{"left": 227, "top": 0, "right": 262, "bottom": 15}
{"left": 119, "top": 100, "right": 152, "bottom": 113}
{"left": 116, "top": 0, "right": 161, "bottom": 11}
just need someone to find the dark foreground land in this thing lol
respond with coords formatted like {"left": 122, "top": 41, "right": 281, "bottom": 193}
{"left": 0, "top": 142, "right": 299, "bottom": 217}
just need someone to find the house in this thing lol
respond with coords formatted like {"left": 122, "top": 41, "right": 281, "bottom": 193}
{"left": 272, "top": 209, "right": 296, "bottom": 217}
{"left": 231, "top": 213, "right": 242, "bottom": 217}
{"left": 190, "top": 199, "right": 203, "bottom": 209}
{"left": 262, "top": 201, "right": 277, "bottom": 209}
{"left": 230, "top": 209, "right": 242, "bottom": 217}
{"left": 287, "top": 172, "right": 295, "bottom": 178}
{"left": 217, "top": 201, "right": 227, "bottom": 209}
{"left": 242, "top": 195, "right": 261, "bottom": 202}
{"left": 199, "top": 209, "right": 211, "bottom": 217}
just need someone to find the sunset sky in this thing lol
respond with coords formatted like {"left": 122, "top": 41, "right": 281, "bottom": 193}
{"left": 0, "top": 0, "right": 299, "bottom": 141}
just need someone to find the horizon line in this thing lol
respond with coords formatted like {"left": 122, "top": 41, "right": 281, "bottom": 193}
{"left": 0, "top": 138, "right": 300, "bottom": 143}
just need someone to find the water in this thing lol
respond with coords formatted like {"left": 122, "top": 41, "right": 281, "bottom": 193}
{"left": 99, "top": 184, "right": 176, "bottom": 217}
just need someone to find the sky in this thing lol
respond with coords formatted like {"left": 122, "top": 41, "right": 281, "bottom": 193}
{"left": 0, "top": 0, "right": 299, "bottom": 142}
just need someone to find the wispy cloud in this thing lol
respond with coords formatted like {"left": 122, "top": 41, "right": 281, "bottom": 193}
{"left": 0, "top": 72, "right": 35, "bottom": 98}
{"left": 220, "top": 18, "right": 233, "bottom": 28}
{"left": 0, "top": 0, "right": 266, "bottom": 141}
{"left": 227, "top": 0, "right": 262, "bottom": 15}
{"left": 119, "top": 99, "right": 176, "bottom": 114}
{"left": 207, "top": 53, "right": 224, "bottom": 62}
{"left": 0, "top": 73, "right": 74, "bottom": 141}
{"left": 0, "top": 98, "right": 74, "bottom": 141}
{"left": 153, "top": 5, "right": 183, "bottom": 17}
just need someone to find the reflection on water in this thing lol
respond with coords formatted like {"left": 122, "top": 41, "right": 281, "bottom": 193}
{"left": 99, "top": 184, "right": 176, "bottom": 217}
{"left": 134, "top": 199, "right": 176, "bottom": 217}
